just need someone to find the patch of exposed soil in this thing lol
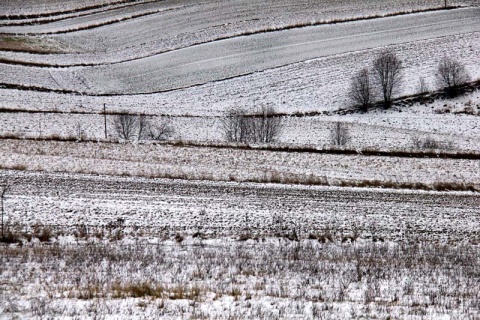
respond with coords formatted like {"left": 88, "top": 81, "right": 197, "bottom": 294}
{"left": 0, "top": 35, "right": 64, "bottom": 53}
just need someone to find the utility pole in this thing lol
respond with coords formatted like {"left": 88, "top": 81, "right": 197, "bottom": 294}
{"left": 1, "top": 180, "right": 10, "bottom": 241}
{"left": 103, "top": 103, "right": 108, "bottom": 140}
{"left": 445, "top": 0, "right": 447, "bottom": 8}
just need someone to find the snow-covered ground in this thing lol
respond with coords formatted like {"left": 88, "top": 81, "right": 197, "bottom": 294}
{"left": 1, "top": 1, "right": 480, "bottom": 318}
{"left": 2, "top": 0, "right": 479, "bottom": 66}
{"left": 1, "top": 240, "right": 479, "bottom": 319}
{"left": 0, "top": 169, "right": 479, "bottom": 318}
{"left": 1, "top": 170, "right": 479, "bottom": 242}
{"left": 0, "top": 2, "right": 479, "bottom": 151}
{"left": 1, "top": 87, "right": 479, "bottom": 151}
{"left": 0, "top": 0, "right": 148, "bottom": 17}
{"left": 1, "top": 30, "right": 479, "bottom": 111}
{"left": 1, "top": 139, "right": 479, "bottom": 192}
{"left": 2, "top": 10, "right": 479, "bottom": 95}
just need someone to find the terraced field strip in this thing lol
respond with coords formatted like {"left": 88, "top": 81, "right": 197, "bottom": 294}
{"left": 2, "top": 171, "right": 479, "bottom": 243}
{"left": 1, "top": 139, "right": 479, "bottom": 189}
{"left": 67, "top": 8, "right": 478, "bottom": 94}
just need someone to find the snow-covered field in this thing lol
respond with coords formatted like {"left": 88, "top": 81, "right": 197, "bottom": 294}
{"left": 1, "top": 169, "right": 479, "bottom": 243}
{"left": 0, "top": 170, "right": 479, "bottom": 318}
{"left": 1, "top": 32, "right": 477, "bottom": 114}
{"left": 1, "top": 139, "right": 480, "bottom": 191}
{"left": 2, "top": 0, "right": 479, "bottom": 65}
{"left": 1, "top": 1, "right": 480, "bottom": 318}
{"left": 1, "top": 240, "right": 479, "bottom": 319}
{"left": 0, "top": 0, "right": 148, "bottom": 17}
{"left": 2, "top": 86, "right": 479, "bottom": 151}
{"left": 2, "top": 10, "right": 480, "bottom": 95}
{"left": 0, "top": 1, "right": 479, "bottom": 150}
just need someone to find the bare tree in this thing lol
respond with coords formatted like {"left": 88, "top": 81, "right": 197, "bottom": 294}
{"left": 251, "top": 106, "right": 283, "bottom": 143}
{"left": 372, "top": 51, "right": 402, "bottom": 108}
{"left": 1, "top": 180, "right": 10, "bottom": 241}
{"left": 113, "top": 114, "right": 139, "bottom": 141}
{"left": 349, "top": 68, "right": 373, "bottom": 112}
{"left": 436, "top": 56, "right": 470, "bottom": 97}
{"left": 220, "top": 107, "right": 250, "bottom": 143}
{"left": 417, "top": 77, "right": 430, "bottom": 104}
{"left": 148, "top": 117, "right": 175, "bottom": 141}
{"left": 137, "top": 114, "right": 150, "bottom": 141}
{"left": 418, "top": 77, "right": 429, "bottom": 96}
{"left": 75, "top": 122, "right": 85, "bottom": 141}
{"left": 330, "top": 122, "right": 351, "bottom": 146}
{"left": 220, "top": 106, "right": 282, "bottom": 144}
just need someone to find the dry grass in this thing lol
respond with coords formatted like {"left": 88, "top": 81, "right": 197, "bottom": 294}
{"left": 0, "top": 35, "right": 62, "bottom": 53}
{"left": 0, "top": 241, "right": 478, "bottom": 318}
{"left": 112, "top": 282, "right": 165, "bottom": 299}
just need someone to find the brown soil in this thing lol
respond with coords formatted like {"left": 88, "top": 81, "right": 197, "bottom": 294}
{"left": 0, "top": 36, "right": 62, "bottom": 53}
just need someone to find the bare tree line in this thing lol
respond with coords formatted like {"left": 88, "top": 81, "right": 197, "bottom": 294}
{"left": 330, "top": 122, "right": 351, "bottom": 146}
{"left": 2, "top": 53, "right": 473, "bottom": 150}
{"left": 218, "top": 52, "right": 472, "bottom": 147}
{"left": 349, "top": 51, "right": 471, "bottom": 112}
{"left": 220, "top": 106, "right": 283, "bottom": 144}
{"left": 75, "top": 54, "right": 474, "bottom": 147}
{"left": 113, "top": 114, "right": 174, "bottom": 142}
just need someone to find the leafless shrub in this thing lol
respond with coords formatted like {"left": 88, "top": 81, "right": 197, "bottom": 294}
{"left": 436, "top": 56, "right": 470, "bottom": 97}
{"left": 175, "top": 233, "right": 184, "bottom": 243}
{"left": 148, "top": 117, "right": 175, "bottom": 141}
{"left": 0, "top": 133, "right": 21, "bottom": 139}
{"left": 349, "top": 68, "right": 373, "bottom": 112}
{"left": 373, "top": 50, "right": 403, "bottom": 108}
{"left": 434, "top": 104, "right": 453, "bottom": 114}
{"left": 112, "top": 282, "right": 165, "bottom": 299}
{"left": 219, "top": 107, "right": 248, "bottom": 143}
{"left": 113, "top": 114, "right": 174, "bottom": 142}
{"left": 220, "top": 106, "right": 282, "bottom": 144}
{"left": 252, "top": 106, "right": 283, "bottom": 143}
{"left": 412, "top": 135, "right": 453, "bottom": 150}
{"left": 433, "top": 182, "right": 476, "bottom": 192}
{"left": 74, "top": 224, "right": 89, "bottom": 239}
{"left": 455, "top": 106, "right": 476, "bottom": 115}
{"left": 308, "top": 232, "right": 334, "bottom": 244}
{"left": 330, "top": 122, "right": 351, "bottom": 146}
{"left": 113, "top": 114, "right": 138, "bottom": 141}
{"left": 0, "top": 222, "right": 22, "bottom": 244}
{"left": 418, "top": 77, "right": 430, "bottom": 97}
{"left": 32, "top": 223, "right": 53, "bottom": 242}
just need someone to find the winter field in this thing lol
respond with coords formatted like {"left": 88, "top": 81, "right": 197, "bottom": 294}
{"left": 0, "top": 170, "right": 480, "bottom": 318}
{"left": 1, "top": 0, "right": 480, "bottom": 319}
{"left": 2, "top": 88, "right": 480, "bottom": 150}
{"left": 1, "top": 139, "right": 480, "bottom": 191}
{"left": 1, "top": 33, "right": 480, "bottom": 151}
{"left": 1, "top": 238, "right": 479, "bottom": 319}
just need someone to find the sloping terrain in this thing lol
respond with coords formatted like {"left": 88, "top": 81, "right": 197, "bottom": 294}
{"left": 1, "top": 138, "right": 479, "bottom": 192}
{"left": 1, "top": 8, "right": 479, "bottom": 94}
{"left": 1, "top": 2, "right": 480, "bottom": 319}
{"left": 2, "top": 0, "right": 478, "bottom": 64}
{"left": 0, "top": 0, "right": 150, "bottom": 17}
